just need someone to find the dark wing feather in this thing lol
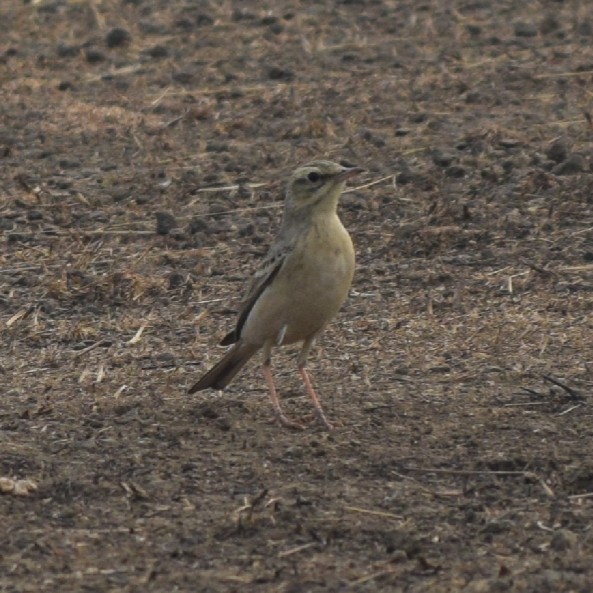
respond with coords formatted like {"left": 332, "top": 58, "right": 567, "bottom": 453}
{"left": 219, "top": 245, "right": 288, "bottom": 345}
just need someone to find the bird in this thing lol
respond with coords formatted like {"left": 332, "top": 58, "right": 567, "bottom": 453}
{"left": 188, "top": 160, "right": 364, "bottom": 430}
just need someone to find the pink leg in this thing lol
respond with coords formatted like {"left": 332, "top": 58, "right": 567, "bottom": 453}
{"left": 299, "top": 367, "right": 333, "bottom": 431}
{"left": 262, "top": 364, "right": 304, "bottom": 430}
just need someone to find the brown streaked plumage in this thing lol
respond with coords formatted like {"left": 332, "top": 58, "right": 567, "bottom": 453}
{"left": 189, "top": 160, "right": 363, "bottom": 430}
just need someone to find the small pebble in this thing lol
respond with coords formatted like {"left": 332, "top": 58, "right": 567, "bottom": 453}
{"left": 27, "top": 210, "right": 43, "bottom": 221}
{"left": 540, "top": 14, "right": 561, "bottom": 35}
{"left": 139, "top": 20, "right": 167, "bottom": 35}
{"left": 446, "top": 165, "right": 466, "bottom": 178}
{"left": 56, "top": 43, "right": 78, "bottom": 58}
{"left": 206, "top": 141, "right": 228, "bottom": 153}
{"left": 208, "top": 202, "right": 228, "bottom": 215}
{"left": 59, "top": 159, "right": 80, "bottom": 169}
{"left": 195, "top": 13, "right": 214, "bottom": 27}
{"left": 187, "top": 217, "right": 209, "bottom": 234}
{"left": 514, "top": 21, "right": 538, "bottom": 37}
{"left": 168, "top": 272, "right": 185, "bottom": 290}
{"left": 144, "top": 45, "right": 169, "bottom": 59}
{"left": 553, "top": 154, "right": 585, "bottom": 175}
{"left": 238, "top": 222, "right": 255, "bottom": 237}
{"left": 267, "top": 66, "right": 293, "bottom": 80}
{"left": 432, "top": 150, "right": 455, "bottom": 167}
{"left": 85, "top": 48, "right": 105, "bottom": 63}
{"left": 577, "top": 19, "right": 592, "bottom": 37}
{"left": 105, "top": 27, "right": 132, "bottom": 48}
{"left": 172, "top": 70, "right": 194, "bottom": 84}
{"left": 550, "top": 529, "right": 578, "bottom": 551}
{"left": 155, "top": 211, "right": 178, "bottom": 235}
{"left": 395, "top": 171, "right": 415, "bottom": 185}
{"left": 498, "top": 138, "right": 522, "bottom": 149}
{"left": 546, "top": 139, "right": 568, "bottom": 163}
{"left": 232, "top": 9, "right": 257, "bottom": 21}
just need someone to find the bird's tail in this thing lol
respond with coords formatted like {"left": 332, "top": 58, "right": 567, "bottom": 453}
{"left": 188, "top": 341, "right": 260, "bottom": 393}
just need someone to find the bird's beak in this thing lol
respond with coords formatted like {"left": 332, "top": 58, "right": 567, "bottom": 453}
{"left": 336, "top": 166, "right": 365, "bottom": 182}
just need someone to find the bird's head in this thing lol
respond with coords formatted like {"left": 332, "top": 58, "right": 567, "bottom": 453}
{"left": 284, "top": 161, "right": 364, "bottom": 216}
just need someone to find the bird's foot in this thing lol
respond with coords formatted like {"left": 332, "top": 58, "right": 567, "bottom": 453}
{"left": 315, "top": 413, "right": 334, "bottom": 432}
{"left": 273, "top": 411, "right": 306, "bottom": 430}
{"left": 300, "top": 412, "right": 334, "bottom": 431}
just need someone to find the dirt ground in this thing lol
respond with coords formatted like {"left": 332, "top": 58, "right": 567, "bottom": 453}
{"left": 2, "top": 0, "right": 593, "bottom": 591}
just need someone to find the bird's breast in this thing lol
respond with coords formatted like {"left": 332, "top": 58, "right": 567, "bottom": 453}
{"left": 240, "top": 214, "right": 355, "bottom": 346}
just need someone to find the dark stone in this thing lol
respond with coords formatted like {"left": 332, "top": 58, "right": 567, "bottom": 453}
{"left": 267, "top": 66, "right": 293, "bottom": 80}
{"left": 56, "top": 43, "right": 79, "bottom": 58}
{"left": 7, "top": 233, "right": 30, "bottom": 243}
{"left": 110, "top": 191, "right": 128, "bottom": 203}
{"left": 395, "top": 171, "right": 414, "bottom": 185}
{"left": 481, "top": 168, "right": 498, "bottom": 183}
{"left": 553, "top": 154, "right": 585, "bottom": 175}
{"left": 59, "top": 159, "right": 80, "bottom": 169}
{"left": 546, "top": 139, "right": 568, "bottom": 163}
{"left": 540, "top": 14, "right": 561, "bottom": 35}
{"left": 208, "top": 202, "right": 228, "bottom": 215}
{"left": 139, "top": 20, "right": 168, "bottom": 35}
{"left": 232, "top": 9, "right": 256, "bottom": 21}
{"left": 27, "top": 210, "right": 43, "bottom": 221}
{"left": 187, "top": 217, "right": 209, "bottom": 234}
{"left": 464, "top": 91, "right": 484, "bottom": 104}
{"left": 195, "top": 13, "right": 214, "bottom": 27}
{"left": 238, "top": 223, "right": 255, "bottom": 237}
{"left": 168, "top": 272, "right": 185, "bottom": 290}
{"left": 577, "top": 19, "right": 593, "bottom": 36}
{"left": 144, "top": 45, "right": 169, "bottom": 59}
{"left": 445, "top": 165, "right": 467, "bottom": 178}
{"left": 172, "top": 70, "right": 194, "bottom": 84}
{"left": 432, "top": 150, "right": 455, "bottom": 167}
{"left": 105, "top": 27, "right": 132, "bottom": 48}
{"left": 268, "top": 23, "right": 284, "bottom": 35}
{"left": 498, "top": 138, "right": 522, "bottom": 149}
{"left": 155, "top": 211, "right": 178, "bottom": 235}
{"left": 85, "top": 48, "right": 105, "bottom": 64}
{"left": 514, "top": 21, "right": 538, "bottom": 37}
{"left": 175, "top": 18, "right": 193, "bottom": 31}
{"left": 205, "top": 141, "right": 228, "bottom": 153}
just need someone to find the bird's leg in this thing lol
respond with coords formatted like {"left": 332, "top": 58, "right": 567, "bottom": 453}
{"left": 262, "top": 342, "right": 304, "bottom": 430}
{"left": 297, "top": 338, "right": 334, "bottom": 431}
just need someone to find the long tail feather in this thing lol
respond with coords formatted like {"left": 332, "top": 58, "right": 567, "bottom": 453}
{"left": 188, "top": 342, "right": 259, "bottom": 393}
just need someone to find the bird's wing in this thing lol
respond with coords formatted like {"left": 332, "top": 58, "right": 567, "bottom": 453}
{"left": 219, "top": 241, "right": 291, "bottom": 346}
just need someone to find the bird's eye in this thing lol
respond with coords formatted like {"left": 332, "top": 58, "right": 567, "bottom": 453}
{"left": 307, "top": 171, "right": 321, "bottom": 183}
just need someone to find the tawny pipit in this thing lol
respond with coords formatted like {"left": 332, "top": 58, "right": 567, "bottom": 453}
{"left": 189, "top": 160, "right": 363, "bottom": 430}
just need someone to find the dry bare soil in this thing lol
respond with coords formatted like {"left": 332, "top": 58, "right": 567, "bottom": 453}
{"left": 2, "top": 1, "right": 593, "bottom": 591}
